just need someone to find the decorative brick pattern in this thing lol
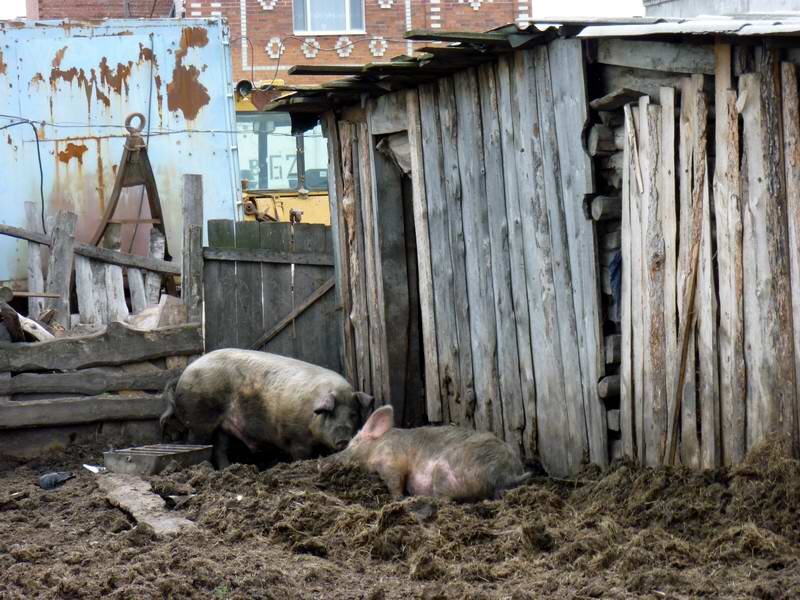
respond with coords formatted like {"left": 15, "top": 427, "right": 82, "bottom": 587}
{"left": 28, "top": 0, "right": 519, "bottom": 83}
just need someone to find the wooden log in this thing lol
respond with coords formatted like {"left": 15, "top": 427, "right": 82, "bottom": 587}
{"left": 588, "top": 124, "right": 625, "bottom": 156}
{"left": 605, "top": 334, "right": 622, "bottom": 364}
{"left": 323, "top": 112, "right": 357, "bottom": 386}
{"left": 102, "top": 224, "right": 129, "bottom": 324}
{"left": 496, "top": 53, "right": 537, "bottom": 456}
{"left": 182, "top": 174, "right": 204, "bottom": 324}
{"left": 0, "top": 393, "right": 165, "bottom": 429}
{"left": 607, "top": 409, "right": 621, "bottom": 432}
{"left": 549, "top": 37, "right": 607, "bottom": 466}
{"left": 591, "top": 196, "right": 622, "bottom": 221}
{"left": 454, "top": 68, "right": 502, "bottom": 436}
{"left": 783, "top": 61, "right": 800, "bottom": 457}
{"left": 676, "top": 75, "right": 703, "bottom": 468}
{"left": 145, "top": 229, "right": 166, "bottom": 304}
{"left": 714, "top": 70, "right": 746, "bottom": 466}
{"left": 405, "top": 89, "right": 442, "bottom": 422}
{"left": 127, "top": 269, "right": 148, "bottom": 314}
{"left": 338, "top": 122, "right": 371, "bottom": 394}
{"left": 0, "top": 322, "right": 203, "bottom": 372}
{"left": 595, "top": 39, "right": 715, "bottom": 75}
{"left": 660, "top": 86, "right": 679, "bottom": 461}
{"left": 620, "top": 102, "right": 635, "bottom": 458}
{"left": 601, "top": 228, "right": 622, "bottom": 250}
{"left": 24, "top": 202, "right": 46, "bottom": 320}
{"left": 0, "top": 367, "right": 182, "bottom": 396}
{"left": 434, "top": 77, "right": 475, "bottom": 427}
{"left": 589, "top": 87, "right": 646, "bottom": 111}
{"left": 18, "top": 314, "right": 54, "bottom": 341}
{"left": 44, "top": 211, "right": 77, "bottom": 329}
{"left": 640, "top": 96, "right": 668, "bottom": 467}
{"left": 598, "top": 375, "right": 621, "bottom": 399}
{"left": 740, "top": 60, "right": 796, "bottom": 451}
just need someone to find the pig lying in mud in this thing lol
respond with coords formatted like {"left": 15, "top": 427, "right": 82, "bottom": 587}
{"left": 335, "top": 405, "right": 531, "bottom": 501}
{"left": 160, "top": 349, "right": 373, "bottom": 468}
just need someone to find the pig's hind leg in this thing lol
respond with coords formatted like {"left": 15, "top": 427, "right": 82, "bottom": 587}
{"left": 213, "top": 429, "right": 232, "bottom": 469}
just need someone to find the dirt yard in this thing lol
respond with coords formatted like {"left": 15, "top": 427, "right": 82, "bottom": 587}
{"left": 1, "top": 441, "right": 799, "bottom": 599}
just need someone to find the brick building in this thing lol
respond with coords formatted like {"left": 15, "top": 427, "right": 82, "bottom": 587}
{"left": 26, "top": 1, "right": 531, "bottom": 84}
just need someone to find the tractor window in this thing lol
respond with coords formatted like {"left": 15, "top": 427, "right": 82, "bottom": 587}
{"left": 236, "top": 111, "right": 328, "bottom": 192}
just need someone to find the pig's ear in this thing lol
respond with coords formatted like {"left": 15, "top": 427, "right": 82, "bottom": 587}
{"left": 358, "top": 405, "right": 394, "bottom": 440}
{"left": 353, "top": 391, "right": 374, "bottom": 410}
{"left": 313, "top": 392, "right": 336, "bottom": 414}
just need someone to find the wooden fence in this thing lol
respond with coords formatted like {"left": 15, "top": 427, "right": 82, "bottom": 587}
{"left": 618, "top": 42, "right": 800, "bottom": 468}
{"left": 325, "top": 38, "right": 607, "bottom": 476}
{"left": 202, "top": 221, "right": 340, "bottom": 374}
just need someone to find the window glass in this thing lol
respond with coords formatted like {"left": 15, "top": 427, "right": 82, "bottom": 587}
{"left": 308, "top": 0, "right": 346, "bottom": 32}
{"left": 293, "top": 0, "right": 305, "bottom": 32}
{"left": 236, "top": 112, "right": 328, "bottom": 192}
{"left": 349, "top": 0, "right": 364, "bottom": 30}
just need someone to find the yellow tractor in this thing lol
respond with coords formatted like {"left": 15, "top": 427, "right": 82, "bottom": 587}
{"left": 235, "top": 84, "right": 330, "bottom": 225}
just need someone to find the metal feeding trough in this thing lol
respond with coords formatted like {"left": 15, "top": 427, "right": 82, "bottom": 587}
{"left": 103, "top": 444, "right": 213, "bottom": 476}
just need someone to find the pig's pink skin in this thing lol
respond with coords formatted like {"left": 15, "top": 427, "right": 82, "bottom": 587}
{"left": 337, "top": 406, "right": 530, "bottom": 501}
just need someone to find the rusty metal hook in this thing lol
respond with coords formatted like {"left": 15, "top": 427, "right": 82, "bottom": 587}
{"left": 125, "top": 112, "right": 146, "bottom": 134}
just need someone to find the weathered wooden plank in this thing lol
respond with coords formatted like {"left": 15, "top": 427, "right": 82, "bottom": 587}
{"left": 338, "top": 122, "right": 371, "bottom": 394}
{"left": 436, "top": 76, "right": 475, "bottom": 427}
{"left": 476, "top": 62, "right": 523, "bottom": 444}
{"left": 290, "top": 225, "right": 338, "bottom": 372}
{"left": 629, "top": 103, "right": 646, "bottom": 464}
{"left": 640, "top": 97, "right": 667, "bottom": 467}
{"left": 715, "top": 81, "right": 746, "bottom": 465}
{"left": 740, "top": 60, "right": 797, "bottom": 450}
{"left": 323, "top": 112, "right": 357, "bottom": 385}
{"left": 102, "top": 224, "right": 129, "bottom": 324}
{"left": 406, "top": 89, "right": 442, "bottom": 423}
{"left": 453, "top": 68, "right": 502, "bottom": 436}
{"left": 620, "top": 104, "right": 635, "bottom": 459}
{"left": 0, "top": 367, "right": 183, "bottom": 396}
{"left": 359, "top": 122, "right": 391, "bottom": 407}
{"left": 659, "top": 86, "right": 679, "bottom": 461}
{"left": 677, "top": 75, "right": 702, "bottom": 468}
{"left": 145, "top": 229, "right": 166, "bottom": 304}
{"left": 203, "top": 220, "right": 237, "bottom": 350}
{"left": 182, "top": 174, "right": 204, "bottom": 324}
{"left": 496, "top": 54, "right": 536, "bottom": 457}
{"left": 128, "top": 268, "right": 148, "bottom": 314}
{"left": 24, "top": 202, "right": 46, "bottom": 320}
{"left": 371, "top": 144, "right": 411, "bottom": 419}
{"left": 589, "top": 87, "right": 646, "bottom": 111}
{"left": 782, "top": 61, "right": 800, "bottom": 456}
{"left": 369, "top": 91, "right": 407, "bottom": 135}
{"left": 201, "top": 247, "right": 334, "bottom": 266}
{"left": 44, "top": 211, "right": 77, "bottom": 329}
{"left": 0, "top": 393, "right": 165, "bottom": 429}
{"left": 596, "top": 39, "right": 715, "bottom": 75}
{"left": 0, "top": 322, "right": 203, "bottom": 372}
{"left": 549, "top": 37, "right": 607, "bottom": 466}
{"left": 259, "top": 223, "right": 294, "bottom": 357}
{"left": 418, "top": 83, "right": 457, "bottom": 425}
{"left": 234, "top": 220, "right": 263, "bottom": 349}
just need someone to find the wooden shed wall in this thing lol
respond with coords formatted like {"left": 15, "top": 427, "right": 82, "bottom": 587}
{"left": 325, "top": 38, "right": 608, "bottom": 477}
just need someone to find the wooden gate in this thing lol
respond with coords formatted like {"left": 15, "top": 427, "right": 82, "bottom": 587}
{"left": 202, "top": 220, "right": 340, "bottom": 373}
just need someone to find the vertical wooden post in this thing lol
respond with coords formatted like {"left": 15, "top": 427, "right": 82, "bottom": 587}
{"left": 621, "top": 104, "right": 636, "bottom": 459}
{"left": 127, "top": 269, "right": 148, "bottom": 314}
{"left": 103, "top": 224, "right": 129, "bottom": 324}
{"left": 182, "top": 174, "right": 204, "bottom": 325}
{"left": 44, "top": 210, "right": 77, "bottom": 329}
{"left": 24, "top": 202, "right": 46, "bottom": 320}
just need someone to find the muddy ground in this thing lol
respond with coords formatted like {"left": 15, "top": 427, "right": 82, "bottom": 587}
{"left": 1, "top": 441, "right": 799, "bottom": 600}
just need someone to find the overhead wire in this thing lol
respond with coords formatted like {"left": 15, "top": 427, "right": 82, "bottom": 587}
{"left": 0, "top": 119, "right": 47, "bottom": 235}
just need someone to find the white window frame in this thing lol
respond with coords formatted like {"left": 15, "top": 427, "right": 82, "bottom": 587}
{"left": 292, "top": 0, "right": 366, "bottom": 36}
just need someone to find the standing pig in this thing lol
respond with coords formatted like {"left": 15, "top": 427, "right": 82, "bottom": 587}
{"left": 160, "top": 349, "right": 373, "bottom": 468}
{"left": 336, "top": 405, "right": 531, "bottom": 501}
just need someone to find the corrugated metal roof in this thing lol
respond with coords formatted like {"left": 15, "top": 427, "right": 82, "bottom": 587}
{"left": 578, "top": 15, "right": 800, "bottom": 37}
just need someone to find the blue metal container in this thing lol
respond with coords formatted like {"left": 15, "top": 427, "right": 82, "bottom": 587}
{"left": 0, "top": 18, "right": 241, "bottom": 284}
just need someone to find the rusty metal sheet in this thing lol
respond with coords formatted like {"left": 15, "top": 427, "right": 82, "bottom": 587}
{"left": 0, "top": 19, "right": 240, "bottom": 284}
